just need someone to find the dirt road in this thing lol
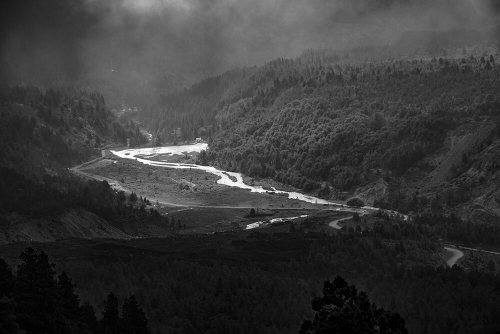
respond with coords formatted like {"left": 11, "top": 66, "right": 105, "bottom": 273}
{"left": 443, "top": 247, "right": 464, "bottom": 267}
{"left": 456, "top": 246, "right": 500, "bottom": 256}
{"left": 328, "top": 210, "right": 368, "bottom": 230}
{"left": 329, "top": 216, "right": 350, "bottom": 230}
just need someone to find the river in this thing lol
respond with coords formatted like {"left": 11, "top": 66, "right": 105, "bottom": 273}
{"left": 111, "top": 144, "right": 348, "bottom": 207}
{"left": 107, "top": 145, "right": 468, "bottom": 268}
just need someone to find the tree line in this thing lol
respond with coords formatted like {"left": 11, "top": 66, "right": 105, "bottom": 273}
{"left": 0, "top": 167, "right": 173, "bottom": 236}
{"left": 53, "top": 214, "right": 500, "bottom": 334}
{"left": 138, "top": 29, "right": 500, "bottom": 217}
{"left": 0, "top": 247, "right": 150, "bottom": 333}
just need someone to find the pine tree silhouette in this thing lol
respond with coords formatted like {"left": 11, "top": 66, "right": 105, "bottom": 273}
{"left": 14, "top": 247, "right": 64, "bottom": 334}
{"left": 300, "top": 276, "right": 408, "bottom": 334}
{"left": 121, "top": 295, "right": 150, "bottom": 334}
{"left": 101, "top": 292, "right": 121, "bottom": 334}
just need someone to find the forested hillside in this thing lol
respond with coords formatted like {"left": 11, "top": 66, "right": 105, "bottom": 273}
{"left": 0, "top": 85, "right": 147, "bottom": 178}
{"left": 0, "top": 85, "right": 156, "bottom": 241}
{"left": 141, "top": 28, "right": 500, "bottom": 221}
{"left": 3, "top": 2, "right": 500, "bottom": 334}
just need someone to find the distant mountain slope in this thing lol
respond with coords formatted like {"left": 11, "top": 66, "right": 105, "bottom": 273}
{"left": 141, "top": 28, "right": 500, "bottom": 221}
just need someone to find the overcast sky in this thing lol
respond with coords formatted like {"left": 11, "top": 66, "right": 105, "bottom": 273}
{"left": 0, "top": 0, "right": 498, "bottom": 85}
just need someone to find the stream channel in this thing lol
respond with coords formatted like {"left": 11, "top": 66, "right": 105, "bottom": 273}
{"left": 112, "top": 144, "right": 349, "bottom": 207}
{"left": 111, "top": 144, "right": 363, "bottom": 229}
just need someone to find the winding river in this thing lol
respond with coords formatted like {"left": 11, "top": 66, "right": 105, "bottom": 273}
{"left": 111, "top": 144, "right": 347, "bottom": 207}
{"left": 107, "top": 144, "right": 469, "bottom": 265}
{"left": 109, "top": 144, "right": 411, "bottom": 232}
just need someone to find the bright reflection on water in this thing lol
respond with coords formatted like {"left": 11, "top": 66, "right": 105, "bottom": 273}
{"left": 111, "top": 144, "right": 343, "bottom": 206}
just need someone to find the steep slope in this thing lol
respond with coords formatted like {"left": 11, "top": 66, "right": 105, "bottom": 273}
{"left": 141, "top": 28, "right": 500, "bottom": 222}
{"left": 0, "top": 85, "right": 146, "bottom": 179}
{"left": 0, "top": 85, "right": 155, "bottom": 242}
{"left": 0, "top": 209, "right": 131, "bottom": 244}
{"left": 454, "top": 138, "right": 500, "bottom": 223}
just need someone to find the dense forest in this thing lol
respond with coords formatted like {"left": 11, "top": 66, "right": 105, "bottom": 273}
{"left": 0, "top": 85, "right": 147, "bottom": 178}
{"left": 299, "top": 276, "right": 408, "bottom": 334}
{"left": 0, "top": 85, "right": 155, "bottom": 238}
{"left": 0, "top": 167, "right": 173, "bottom": 234}
{"left": 1, "top": 2, "right": 500, "bottom": 332}
{"left": 2, "top": 211, "right": 498, "bottom": 333}
{"left": 140, "top": 28, "right": 500, "bottom": 220}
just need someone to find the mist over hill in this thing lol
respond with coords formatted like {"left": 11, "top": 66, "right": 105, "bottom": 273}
{"left": 3, "top": 2, "right": 500, "bottom": 334}
{"left": 138, "top": 26, "right": 500, "bottom": 223}
{"left": 1, "top": 0, "right": 498, "bottom": 104}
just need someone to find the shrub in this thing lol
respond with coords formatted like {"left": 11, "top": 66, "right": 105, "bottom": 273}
{"left": 347, "top": 197, "right": 364, "bottom": 207}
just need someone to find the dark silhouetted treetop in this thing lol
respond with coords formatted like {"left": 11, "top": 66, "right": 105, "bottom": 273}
{"left": 58, "top": 271, "right": 82, "bottom": 321}
{"left": 121, "top": 295, "right": 150, "bottom": 334}
{"left": 81, "top": 302, "right": 99, "bottom": 334}
{"left": 0, "top": 259, "right": 13, "bottom": 298}
{"left": 14, "top": 247, "right": 63, "bottom": 334}
{"left": 0, "top": 297, "right": 22, "bottom": 334}
{"left": 101, "top": 292, "right": 120, "bottom": 334}
{"left": 300, "top": 276, "right": 408, "bottom": 334}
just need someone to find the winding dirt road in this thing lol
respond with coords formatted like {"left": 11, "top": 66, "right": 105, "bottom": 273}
{"left": 329, "top": 216, "right": 351, "bottom": 230}
{"left": 443, "top": 247, "right": 464, "bottom": 267}
{"left": 455, "top": 246, "right": 500, "bottom": 256}
{"left": 328, "top": 210, "right": 369, "bottom": 230}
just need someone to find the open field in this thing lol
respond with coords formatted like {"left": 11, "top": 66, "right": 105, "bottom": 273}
{"left": 71, "top": 148, "right": 357, "bottom": 235}
{"left": 81, "top": 151, "right": 337, "bottom": 211}
{"left": 65, "top": 146, "right": 372, "bottom": 238}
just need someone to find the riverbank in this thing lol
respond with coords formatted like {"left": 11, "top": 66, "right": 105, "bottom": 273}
{"left": 81, "top": 145, "right": 355, "bottom": 212}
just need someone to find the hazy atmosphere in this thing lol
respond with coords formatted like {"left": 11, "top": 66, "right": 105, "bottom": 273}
{"left": 1, "top": 0, "right": 498, "bottom": 86}
{"left": 1, "top": 0, "right": 500, "bottom": 333}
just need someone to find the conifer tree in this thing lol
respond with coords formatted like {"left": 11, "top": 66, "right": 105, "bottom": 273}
{"left": 300, "top": 276, "right": 408, "bottom": 334}
{"left": 82, "top": 302, "right": 100, "bottom": 334}
{"left": 0, "top": 297, "right": 22, "bottom": 334}
{"left": 58, "top": 271, "right": 81, "bottom": 321}
{"left": 121, "top": 295, "right": 150, "bottom": 334}
{"left": 101, "top": 292, "right": 120, "bottom": 334}
{"left": 14, "top": 247, "right": 64, "bottom": 334}
{"left": 0, "top": 259, "right": 13, "bottom": 298}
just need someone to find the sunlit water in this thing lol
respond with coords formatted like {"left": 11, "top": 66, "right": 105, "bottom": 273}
{"left": 111, "top": 144, "right": 345, "bottom": 206}
{"left": 110, "top": 144, "right": 401, "bottom": 228}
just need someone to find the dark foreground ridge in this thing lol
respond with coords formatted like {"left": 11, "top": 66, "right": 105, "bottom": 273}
{"left": 0, "top": 247, "right": 150, "bottom": 334}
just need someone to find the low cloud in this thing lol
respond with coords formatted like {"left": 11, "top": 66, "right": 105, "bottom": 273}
{"left": 0, "top": 0, "right": 497, "bottom": 87}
